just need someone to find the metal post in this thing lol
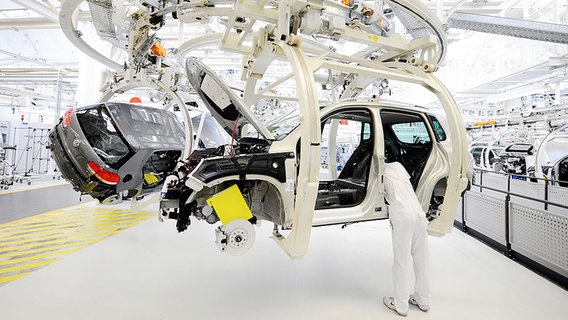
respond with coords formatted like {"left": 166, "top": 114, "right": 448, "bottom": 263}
{"left": 55, "top": 70, "right": 63, "bottom": 120}
{"left": 544, "top": 178, "right": 549, "bottom": 211}
{"left": 24, "top": 128, "right": 31, "bottom": 176}
{"left": 461, "top": 191, "right": 467, "bottom": 232}
{"left": 504, "top": 193, "right": 511, "bottom": 257}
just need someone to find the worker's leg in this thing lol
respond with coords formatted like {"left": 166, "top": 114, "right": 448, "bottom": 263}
{"left": 391, "top": 216, "right": 415, "bottom": 314}
{"left": 411, "top": 216, "right": 430, "bottom": 306}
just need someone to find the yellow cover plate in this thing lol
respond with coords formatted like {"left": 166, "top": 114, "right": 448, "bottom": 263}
{"left": 206, "top": 184, "right": 253, "bottom": 225}
{"left": 144, "top": 173, "right": 159, "bottom": 185}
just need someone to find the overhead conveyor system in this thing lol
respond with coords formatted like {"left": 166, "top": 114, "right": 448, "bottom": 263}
{"left": 447, "top": 11, "right": 568, "bottom": 44}
{"left": 457, "top": 60, "right": 568, "bottom": 99}
{"left": 10, "top": 0, "right": 59, "bottom": 23}
{"left": 387, "top": 0, "right": 447, "bottom": 63}
{"left": 55, "top": 0, "right": 470, "bottom": 259}
{"left": 86, "top": 0, "right": 119, "bottom": 44}
{"left": 59, "top": 0, "right": 123, "bottom": 71}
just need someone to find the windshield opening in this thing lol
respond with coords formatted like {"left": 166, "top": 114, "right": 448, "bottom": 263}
{"left": 250, "top": 99, "right": 300, "bottom": 139}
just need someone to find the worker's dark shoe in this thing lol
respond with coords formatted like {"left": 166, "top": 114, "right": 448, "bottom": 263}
{"left": 383, "top": 296, "right": 407, "bottom": 317}
{"left": 409, "top": 295, "right": 430, "bottom": 312}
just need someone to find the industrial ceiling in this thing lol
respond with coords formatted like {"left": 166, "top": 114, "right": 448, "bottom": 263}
{"left": 0, "top": 0, "right": 566, "bottom": 115}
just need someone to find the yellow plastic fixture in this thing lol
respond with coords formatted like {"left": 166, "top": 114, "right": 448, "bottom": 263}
{"left": 206, "top": 184, "right": 253, "bottom": 225}
{"left": 144, "top": 173, "right": 159, "bottom": 185}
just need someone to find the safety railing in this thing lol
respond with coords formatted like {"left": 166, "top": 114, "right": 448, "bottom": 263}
{"left": 457, "top": 169, "right": 568, "bottom": 290}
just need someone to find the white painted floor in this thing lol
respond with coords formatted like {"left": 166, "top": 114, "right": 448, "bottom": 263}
{"left": 0, "top": 211, "right": 567, "bottom": 320}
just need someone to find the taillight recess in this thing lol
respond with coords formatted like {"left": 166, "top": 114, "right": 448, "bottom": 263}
{"left": 87, "top": 161, "right": 120, "bottom": 185}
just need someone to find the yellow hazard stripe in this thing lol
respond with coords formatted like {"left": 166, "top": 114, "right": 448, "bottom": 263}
{"left": 0, "top": 230, "right": 124, "bottom": 252}
{"left": 0, "top": 201, "right": 93, "bottom": 227}
{"left": 0, "top": 237, "right": 111, "bottom": 258}
{"left": 0, "top": 202, "right": 156, "bottom": 286}
{"left": 0, "top": 248, "right": 83, "bottom": 267}
{"left": 0, "top": 272, "right": 32, "bottom": 283}
{"left": 0, "top": 259, "right": 60, "bottom": 275}
{"left": 0, "top": 215, "right": 151, "bottom": 238}
{"left": 0, "top": 219, "right": 147, "bottom": 241}
{"left": 0, "top": 223, "right": 142, "bottom": 248}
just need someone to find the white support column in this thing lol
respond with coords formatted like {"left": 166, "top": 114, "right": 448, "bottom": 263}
{"left": 76, "top": 21, "right": 111, "bottom": 108}
{"left": 272, "top": 42, "right": 321, "bottom": 259}
{"left": 54, "top": 70, "right": 62, "bottom": 119}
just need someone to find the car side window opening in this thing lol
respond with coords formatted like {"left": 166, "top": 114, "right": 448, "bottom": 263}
{"left": 381, "top": 110, "right": 433, "bottom": 189}
{"left": 428, "top": 115, "right": 447, "bottom": 142}
{"left": 471, "top": 147, "right": 483, "bottom": 167}
{"left": 488, "top": 149, "right": 497, "bottom": 166}
{"left": 316, "top": 109, "right": 373, "bottom": 210}
{"left": 77, "top": 106, "right": 131, "bottom": 168}
{"left": 558, "top": 157, "right": 568, "bottom": 187}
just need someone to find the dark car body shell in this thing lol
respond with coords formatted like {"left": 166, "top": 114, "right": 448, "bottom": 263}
{"left": 49, "top": 102, "right": 185, "bottom": 201}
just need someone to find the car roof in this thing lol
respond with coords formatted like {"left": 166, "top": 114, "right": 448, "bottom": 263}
{"left": 320, "top": 98, "right": 433, "bottom": 120}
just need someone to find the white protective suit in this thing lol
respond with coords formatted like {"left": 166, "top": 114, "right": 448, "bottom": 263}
{"left": 383, "top": 161, "right": 430, "bottom": 314}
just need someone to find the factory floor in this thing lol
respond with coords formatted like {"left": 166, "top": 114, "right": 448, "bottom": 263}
{"left": 0, "top": 183, "right": 566, "bottom": 320}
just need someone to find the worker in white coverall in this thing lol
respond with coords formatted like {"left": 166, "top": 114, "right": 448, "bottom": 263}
{"left": 382, "top": 161, "right": 430, "bottom": 317}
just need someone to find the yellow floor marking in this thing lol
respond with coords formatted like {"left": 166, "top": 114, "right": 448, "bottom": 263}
{"left": 0, "top": 272, "right": 31, "bottom": 283}
{"left": 0, "top": 212, "right": 153, "bottom": 239}
{"left": 0, "top": 226, "right": 109, "bottom": 243}
{"left": 0, "top": 221, "right": 99, "bottom": 237}
{"left": 2, "top": 209, "right": 153, "bottom": 227}
{"left": 0, "top": 222, "right": 147, "bottom": 247}
{"left": 0, "top": 201, "right": 94, "bottom": 227}
{"left": 0, "top": 259, "right": 59, "bottom": 274}
{"left": 0, "top": 230, "right": 124, "bottom": 250}
{"left": 0, "top": 221, "right": 148, "bottom": 243}
{"left": 0, "top": 218, "right": 149, "bottom": 238}
{"left": 0, "top": 237, "right": 110, "bottom": 259}
{"left": 0, "top": 248, "right": 83, "bottom": 267}
{"left": 0, "top": 233, "right": 111, "bottom": 254}
{"left": 1, "top": 214, "right": 100, "bottom": 227}
{"left": 0, "top": 203, "right": 156, "bottom": 286}
{"left": 1, "top": 226, "right": 107, "bottom": 241}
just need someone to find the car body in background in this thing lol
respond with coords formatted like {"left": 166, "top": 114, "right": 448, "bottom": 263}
{"left": 536, "top": 124, "right": 568, "bottom": 187}
{"left": 49, "top": 102, "right": 185, "bottom": 203}
{"left": 469, "top": 142, "right": 500, "bottom": 171}
{"left": 493, "top": 143, "right": 535, "bottom": 175}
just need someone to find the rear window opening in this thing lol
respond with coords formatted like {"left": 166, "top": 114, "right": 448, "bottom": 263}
{"left": 77, "top": 106, "right": 132, "bottom": 168}
{"left": 124, "top": 106, "right": 186, "bottom": 147}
